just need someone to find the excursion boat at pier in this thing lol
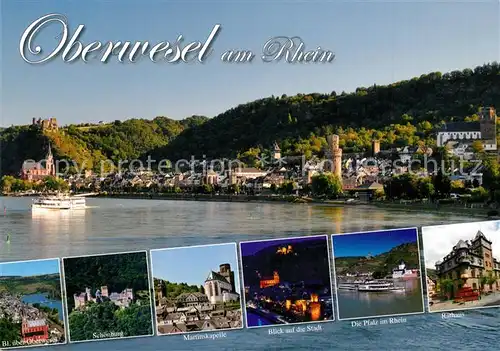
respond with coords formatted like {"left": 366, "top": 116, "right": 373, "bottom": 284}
{"left": 357, "top": 281, "right": 405, "bottom": 292}
{"left": 31, "top": 194, "right": 87, "bottom": 210}
{"left": 337, "top": 283, "right": 358, "bottom": 290}
{"left": 338, "top": 280, "right": 406, "bottom": 293}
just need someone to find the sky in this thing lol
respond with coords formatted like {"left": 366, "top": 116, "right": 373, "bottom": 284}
{"left": 421, "top": 220, "right": 500, "bottom": 268}
{"left": 151, "top": 243, "right": 240, "bottom": 292}
{"left": 240, "top": 235, "right": 327, "bottom": 256}
{"left": 1, "top": 0, "right": 499, "bottom": 127}
{"left": 0, "top": 258, "right": 60, "bottom": 277}
{"left": 332, "top": 228, "right": 418, "bottom": 258}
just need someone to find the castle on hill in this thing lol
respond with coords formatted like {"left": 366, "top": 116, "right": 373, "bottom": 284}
{"left": 73, "top": 286, "right": 134, "bottom": 310}
{"left": 32, "top": 117, "right": 58, "bottom": 131}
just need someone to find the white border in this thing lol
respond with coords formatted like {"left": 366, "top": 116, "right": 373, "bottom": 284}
{"left": 239, "top": 234, "right": 335, "bottom": 329}
{"left": 0, "top": 257, "right": 67, "bottom": 350}
{"left": 421, "top": 220, "right": 500, "bottom": 314}
{"left": 61, "top": 250, "right": 155, "bottom": 344}
{"left": 149, "top": 242, "right": 244, "bottom": 337}
{"left": 331, "top": 227, "right": 426, "bottom": 321}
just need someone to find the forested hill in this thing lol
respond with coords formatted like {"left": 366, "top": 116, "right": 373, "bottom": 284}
{"left": 334, "top": 242, "right": 419, "bottom": 276}
{"left": 157, "top": 63, "right": 500, "bottom": 160}
{"left": 0, "top": 115, "right": 208, "bottom": 176}
{"left": 1, "top": 63, "right": 499, "bottom": 176}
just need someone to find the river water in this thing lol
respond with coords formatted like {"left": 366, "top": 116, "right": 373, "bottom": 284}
{"left": 0, "top": 197, "right": 498, "bottom": 350}
{"left": 21, "top": 293, "right": 64, "bottom": 321}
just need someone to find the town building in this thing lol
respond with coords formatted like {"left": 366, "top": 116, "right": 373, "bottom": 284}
{"left": 228, "top": 168, "right": 268, "bottom": 185}
{"left": 204, "top": 264, "right": 240, "bottom": 304}
{"left": 436, "top": 107, "right": 497, "bottom": 151}
{"left": 203, "top": 170, "right": 218, "bottom": 185}
{"left": 175, "top": 292, "right": 212, "bottom": 310}
{"left": 20, "top": 144, "right": 56, "bottom": 181}
{"left": 435, "top": 230, "right": 500, "bottom": 293}
{"left": 21, "top": 318, "right": 49, "bottom": 342}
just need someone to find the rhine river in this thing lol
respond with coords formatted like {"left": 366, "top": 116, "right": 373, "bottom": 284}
{"left": 0, "top": 197, "right": 499, "bottom": 351}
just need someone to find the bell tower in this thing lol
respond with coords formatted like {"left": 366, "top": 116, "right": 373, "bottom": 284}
{"left": 45, "top": 143, "right": 55, "bottom": 176}
{"left": 479, "top": 107, "right": 496, "bottom": 141}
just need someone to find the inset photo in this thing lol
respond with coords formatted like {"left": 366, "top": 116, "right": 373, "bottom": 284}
{"left": 150, "top": 243, "right": 243, "bottom": 335}
{"left": 0, "top": 258, "right": 66, "bottom": 349}
{"left": 332, "top": 228, "right": 425, "bottom": 320}
{"left": 422, "top": 220, "right": 500, "bottom": 313}
{"left": 240, "top": 235, "right": 334, "bottom": 328}
{"left": 62, "top": 251, "right": 154, "bottom": 343}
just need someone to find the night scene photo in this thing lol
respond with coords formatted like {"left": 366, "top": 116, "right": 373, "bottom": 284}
{"left": 332, "top": 228, "right": 425, "bottom": 320}
{"left": 240, "top": 235, "right": 334, "bottom": 328}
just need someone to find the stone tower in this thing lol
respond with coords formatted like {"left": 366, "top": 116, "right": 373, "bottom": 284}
{"left": 472, "top": 231, "right": 493, "bottom": 273}
{"left": 479, "top": 107, "right": 496, "bottom": 141}
{"left": 219, "top": 263, "right": 235, "bottom": 292}
{"left": 45, "top": 144, "right": 55, "bottom": 176}
{"left": 372, "top": 140, "right": 380, "bottom": 156}
{"left": 326, "top": 135, "right": 342, "bottom": 178}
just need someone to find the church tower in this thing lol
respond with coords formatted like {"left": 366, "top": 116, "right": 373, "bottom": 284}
{"left": 45, "top": 143, "right": 55, "bottom": 176}
{"left": 479, "top": 107, "right": 496, "bottom": 141}
{"left": 272, "top": 141, "right": 281, "bottom": 162}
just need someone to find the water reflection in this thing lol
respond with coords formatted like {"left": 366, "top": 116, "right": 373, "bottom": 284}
{"left": 0, "top": 196, "right": 478, "bottom": 262}
{"left": 31, "top": 209, "right": 87, "bottom": 233}
{"left": 337, "top": 280, "right": 424, "bottom": 319}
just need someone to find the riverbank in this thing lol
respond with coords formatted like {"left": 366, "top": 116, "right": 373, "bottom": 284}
{"left": 93, "top": 193, "right": 494, "bottom": 218}
{"left": 1, "top": 192, "right": 495, "bottom": 219}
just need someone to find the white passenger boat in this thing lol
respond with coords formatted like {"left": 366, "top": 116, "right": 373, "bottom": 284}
{"left": 32, "top": 194, "right": 86, "bottom": 210}
{"left": 357, "top": 282, "right": 394, "bottom": 292}
{"left": 357, "top": 281, "right": 406, "bottom": 293}
{"left": 337, "top": 283, "right": 358, "bottom": 290}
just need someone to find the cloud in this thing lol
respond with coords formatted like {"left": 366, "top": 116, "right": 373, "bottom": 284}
{"left": 421, "top": 220, "right": 500, "bottom": 269}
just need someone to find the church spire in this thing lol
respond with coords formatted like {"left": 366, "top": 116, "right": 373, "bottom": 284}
{"left": 47, "top": 143, "right": 53, "bottom": 158}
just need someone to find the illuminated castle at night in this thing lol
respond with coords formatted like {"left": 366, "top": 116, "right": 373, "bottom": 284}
{"left": 259, "top": 271, "right": 280, "bottom": 289}
{"left": 276, "top": 245, "right": 293, "bottom": 255}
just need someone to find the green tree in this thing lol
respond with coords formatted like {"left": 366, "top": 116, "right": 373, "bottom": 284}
{"left": 228, "top": 184, "right": 240, "bottom": 194}
{"left": 311, "top": 173, "right": 342, "bottom": 198}
{"left": 438, "top": 278, "right": 455, "bottom": 299}
{"left": 202, "top": 184, "right": 213, "bottom": 194}
{"left": 279, "top": 181, "right": 295, "bottom": 195}
{"left": 417, "top": 177, "right": 435, "bottom": 198}
{"left": 433, "top": 171, "right": 451, "bottom": 197}
{"left": 482, "top": 157, "right": 500, "bottom": 196}
{"left": 471, "top": 140, "right": 484, "bottom": 154}
{"left": 0, "top": 317, "right": 21, "bottom": 343}
{"left": 0, "top": 175, "right": 17, "bottom": 193}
